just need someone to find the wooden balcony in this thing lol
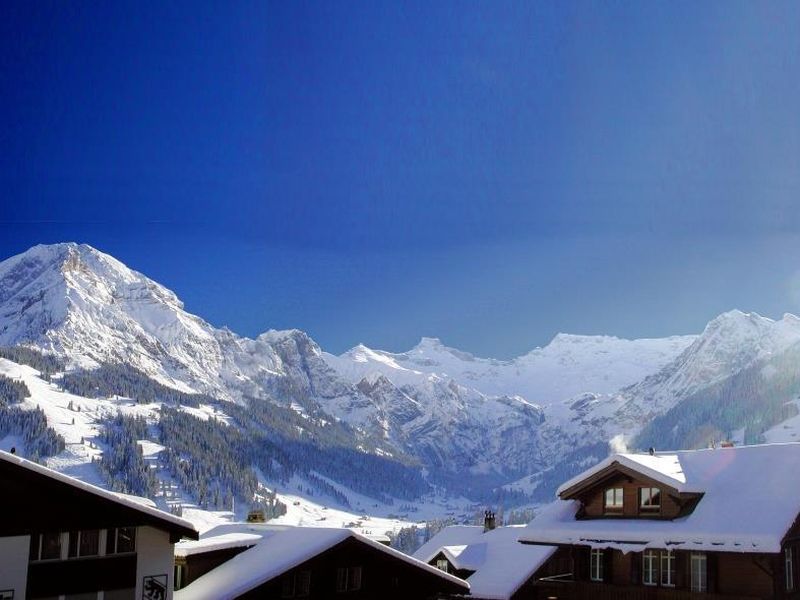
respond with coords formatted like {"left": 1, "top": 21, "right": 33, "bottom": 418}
{"left": 534, "top": 580, "right": 764, "bottom": 600}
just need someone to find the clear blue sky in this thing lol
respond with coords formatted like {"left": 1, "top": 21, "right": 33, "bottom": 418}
{"left": 1, "top": 1, "right": 799, "bottom": 358}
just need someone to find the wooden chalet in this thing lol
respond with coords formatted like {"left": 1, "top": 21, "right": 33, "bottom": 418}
{"left": 0, "top": 449, "right": 198, "bottom": 600}
{"left": 413, "top": 516, "right": 557, "bottom": 600}
{"left": 174, "top": 526, "right": 470, "bottom": 600}
{"left": 174, "top": 528, "right": 262, "bottom": 590}
{"left": 520, "top": 443, "right": 800, "bottom": 599}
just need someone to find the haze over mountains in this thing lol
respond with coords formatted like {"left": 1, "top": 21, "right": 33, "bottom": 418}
{"left": 2, "top": 242, "right": 800, "bottom": 520}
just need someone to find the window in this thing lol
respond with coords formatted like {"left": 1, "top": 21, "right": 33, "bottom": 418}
{"left": 590, "top": 549, "right": 604, "bottom": 582}
{"left": 642, "top": 550, "right": 658, "bottom": 586}
{"left": 174, "top": 564, "right": 185, "bottom": 591}
{"left": 436, "top": 559, "right": 449, "bottom": 573}
{"left": 660, "top": 550, "right": 675, "bottom": 587}
{"left": 336, "top": 567, "right": 362, "bottom": 592}
{"left": 282, "top": 576, "right": 295, "bottom": 598}
{"left": 787, "top": 547, "right": 795, "bottom": 591}
{"left": 106, "top": 527, "right": 136, "bottom": 554}
{"left": 296, "top": 571, "right": 311, "bottom": 597}
{"left": 29, "top": 532, "right": 62, "bottom": 561}
{"left": 604, "top": 488, "right": 624, "bottom": 512}
{"left": 640, "top": 487, "right": 661, "bottom": 511}
{"left": 284, "top": 571, "right": 311, "bottom": 598}
{"left": 690, "top": 552, "right": 707, "bottom": 592}
{"left": 67, "top": 529, "right": 99, "bottom": 558}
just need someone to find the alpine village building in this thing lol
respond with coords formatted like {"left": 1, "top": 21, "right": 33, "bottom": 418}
{"left": 0, "top": 448, "right": 199, "bottom": 600}
{"left": 416, "top": 443, "right": 800, "bottom": 600}
{"left": 519, "top": 443, "right": 800, "bottom": 600}
{"left": 8, "top": 439, "right": 800, "bottom": 600}
{"left": 173, "top": 525, "right": 469, "bottom": 600}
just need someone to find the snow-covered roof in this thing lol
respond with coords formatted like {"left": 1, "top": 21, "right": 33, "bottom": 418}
{"left": 174, "top": 521, "right": 394, "bottom": 558}
{"left": 557, "top": 452, "right": 688, "bottom": 496}
{"left": 413, "top": 526, "right": 557, "bottom": 600}
{"left": 526, "top": 443, "right": 800, "bottom": 554}
{"left": 0, "top": 449, "right": 198, "bottom": 539}
{"left": 414, "top": 525, "right": 486, "bottom": 564}
{"left": 175, "top": 532, "right": 263, "bottom": 558}
{"left": 175, "top": 527, "right": 469, "bottom": 600}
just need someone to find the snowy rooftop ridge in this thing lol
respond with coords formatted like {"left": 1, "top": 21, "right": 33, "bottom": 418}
{"left": 413, "top": 526, "right": 557, "bottom": 600}
{"left": 0, "top": 449, "right": 197, "bottom": 538}
{"left": 556, "top": 451, "right": 688, "bottom": 496}
{"left": 175, "top": 527, "right": 469, "bottom": 600}
{"left": 527, "top": 443, "right": 800, "bottom": 554}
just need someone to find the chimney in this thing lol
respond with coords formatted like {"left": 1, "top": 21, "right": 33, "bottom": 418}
{"left": 483, "top": 510, "right": 496, "bottom": 532}
{"left": 648, "top": 447, "right": 655, "bottom": 456}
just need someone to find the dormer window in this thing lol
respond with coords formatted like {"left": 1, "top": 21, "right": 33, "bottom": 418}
{"left": 604, "top": 487, "right": 624, "bottom": 513}
{"left": 640, "top": 487, "right": 661, "bottom": 512}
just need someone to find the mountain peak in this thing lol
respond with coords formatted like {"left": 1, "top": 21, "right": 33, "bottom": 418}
{"left": 701, "top": 310, "right": 774, "bottom": 338}
{"left": 414, "top": 336, "right": 444, "bottom": 349}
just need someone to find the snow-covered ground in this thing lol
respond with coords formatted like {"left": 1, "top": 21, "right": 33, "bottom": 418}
{"left": 764, "top": 400, "right": 800, "bottom": 444}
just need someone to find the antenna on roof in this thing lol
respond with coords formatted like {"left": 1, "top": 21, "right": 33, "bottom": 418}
{"left": 648, "top": 447, "right": 655, "bottom": 456}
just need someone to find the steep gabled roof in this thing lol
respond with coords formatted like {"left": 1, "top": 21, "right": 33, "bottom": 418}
{"left": 523, "top": 443, "right": 800, "bottom": 554}
{"left": 557, "top": 453, "right": 689, "bottom": 498}
{"left": 413, "top": 525, "right": 557, "bottom": 600}
{"left": 0, "top": 449, "right": 198, "bottom": 540}
{"left": 175, "top": 527, "right": 469, "bottom": 600}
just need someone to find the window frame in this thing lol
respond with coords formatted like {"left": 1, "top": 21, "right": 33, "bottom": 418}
{"left": 296, "top": 570, "right": 311, "bottom": 597}
{"left": 589, "top": 548, "right": 604, "bottom": 582}
{"left": 604, "top": 487, "right": 624, "bottom": 513}
{"left": 639, "top": 487, "right": 662, "bottom": 512}
{"left": 690, "top": 552, "right": 708, "bottom": 592}
{"left": 67, "top": 529, "right": 100, "bottom": 559}
{"left": 787, "top": 547, "right": 795, "bottom": 591}
{"left": 436, "top": 558, "right": 450, "bottom": 573}
{"left": 29, "top": 532, "right": 63, "bottom": 562}
{"left": 642, "top": 549, "right": 658, "bottom": 586}
{"left": 660, "top": 550, "right": 675, "bottom": 587}
{"left": 336, "top": 566, "right": 362, "bottom": 593}
{"left": 106, "top": 527, "right": 136, "bottom": 555}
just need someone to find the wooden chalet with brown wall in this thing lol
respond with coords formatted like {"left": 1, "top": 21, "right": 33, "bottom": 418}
{"left": 174, "top": 526, "right": 469, "bottom": 600}
{"left": 412, "top": 514, "right": 558, "bottom": 600}
{"left": 520, "top": 443, "right": 800, "bottom": 600}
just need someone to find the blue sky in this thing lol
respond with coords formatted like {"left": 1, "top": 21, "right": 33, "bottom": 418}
{"left": 1, "top": 1, "right": 799, "bottom": 357}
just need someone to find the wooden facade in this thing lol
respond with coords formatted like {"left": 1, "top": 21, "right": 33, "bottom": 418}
{"left": 561, "top": 463, "right": 699, "bottom": 520}
{"left": 525, "top": 459, "right": 800, "bottom": 600}
{"left": 174, "top": 545, "right": 254, "bottom": 590}
{"left": 232, "top": 536, "right": 467, "bottom": 600}
{"left": 531, "top": 545, "right": 790, "bottom": 599}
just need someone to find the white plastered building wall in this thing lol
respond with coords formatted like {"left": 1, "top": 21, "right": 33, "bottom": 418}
{"left": 135, "top": 526, "right": 176, "bottom": 600}
{"left": 0, "top": 535, "right": 29, "bottom": 599}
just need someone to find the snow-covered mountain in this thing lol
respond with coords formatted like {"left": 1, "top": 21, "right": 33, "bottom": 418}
{"left": 622, "top": 310, "right": 800, "bottom": 416}
{"left": 0, "top": 244, "right": 561, "bottom": 482}
{"left": 5, "top": 242, "right": 800, "bottom": 513}
{"left": 325, "top": 333, "right": 695, "bottom": 420}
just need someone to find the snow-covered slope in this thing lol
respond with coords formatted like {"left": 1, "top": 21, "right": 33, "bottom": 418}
{"left": 622, "top": 310, "right": 800, "bottom": 418}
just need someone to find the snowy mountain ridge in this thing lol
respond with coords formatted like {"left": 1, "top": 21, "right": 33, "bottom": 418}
{"left": 4, "top": 242, "right": 800, "bottom": 515}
